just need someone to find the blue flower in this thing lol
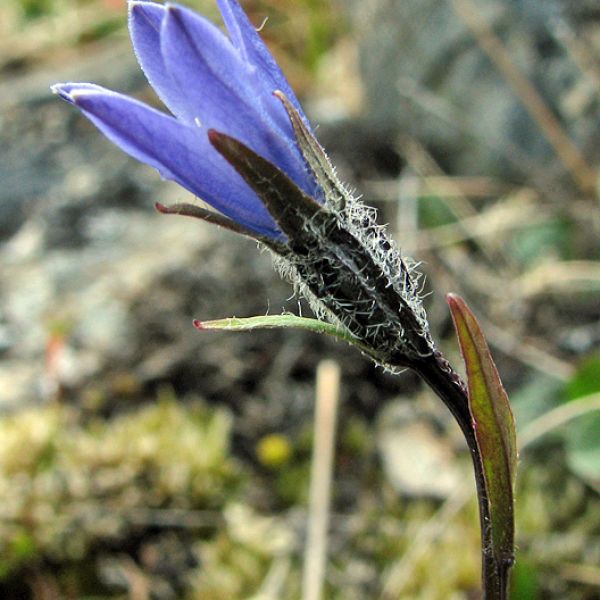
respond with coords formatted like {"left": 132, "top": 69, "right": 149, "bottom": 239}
{"left": 53, "top": 0, "right": 322, "bottom": 239}
{"left": 53, "top": 0, "right": 436, "bottom": 370}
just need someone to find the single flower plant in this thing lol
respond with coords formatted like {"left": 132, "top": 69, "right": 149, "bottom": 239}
{"left": 53, "top": 2, "right": 516, "bottom": 598}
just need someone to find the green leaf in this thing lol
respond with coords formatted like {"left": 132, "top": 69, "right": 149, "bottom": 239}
{"left": 447, "top": 294, "right": 517, "bottom": 566}
{"left": 510, "top": 556, "right": 540, "bottom": 600}
{"left": 563, "top": 356, "right": 600, "bottom": 489}
{"left": 508, "top": 220, "right": 572, "bottom": 266}
{"left": 566, "top": 354, "right": 600, "bottom": 401}
{"left": 511, "top": 374, "right": 563, "bottom": 430}
{"left": 419, "top": 195, "right": 458, "bottom": 228}
{"left": 565, "top": 411, "right": 600, "bottom": 491}
{"left": 195, "top": 314, "right": 369, "bottom": 352}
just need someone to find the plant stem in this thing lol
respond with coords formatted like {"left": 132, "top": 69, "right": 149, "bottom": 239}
{"left": 411, "top": 352, "right": 510, "bottom": 600}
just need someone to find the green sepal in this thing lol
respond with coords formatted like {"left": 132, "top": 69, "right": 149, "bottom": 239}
{"left": 194, "top": 314, "right": 371, "bottom": 353}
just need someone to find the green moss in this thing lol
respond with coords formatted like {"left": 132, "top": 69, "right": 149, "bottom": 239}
{"left": 1, "top": 400, "right": 596, "bottom": 598}
{"left": 0, "top": 398, "right": 242, "bottom": 579}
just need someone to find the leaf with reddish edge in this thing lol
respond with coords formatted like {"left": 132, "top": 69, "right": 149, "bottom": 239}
{"left": 447, "top": 293, "right": 517, "bottom": 568}
{"left": 194, "top": 314, "right": 372, "bottom": 353}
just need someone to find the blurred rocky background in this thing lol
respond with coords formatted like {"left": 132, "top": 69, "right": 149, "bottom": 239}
{"left": 0, "top": 0, "right": 599, "bottom": 598}
{"left": 343, "top": 0, "right": 600, "bottom": 184}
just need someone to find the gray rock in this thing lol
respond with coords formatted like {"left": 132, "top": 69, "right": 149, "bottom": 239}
{"left": 0, "top": 44, "right": 293, "bottom": 409}
{"left": 376, "top": 399, "right": 466, "bottom": 498}
{"left": 342, "top": 0, "right": 600, "bottom": 184}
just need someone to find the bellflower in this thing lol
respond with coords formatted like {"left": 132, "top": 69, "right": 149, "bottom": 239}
{"left": 52, "top": 0, "right": 436, "bottom": 372}
{"left": 53, "top": 0, "right": 321, "bottom": 239}
{"left": 53, "top": 8, "right": 518, "bottom": 591}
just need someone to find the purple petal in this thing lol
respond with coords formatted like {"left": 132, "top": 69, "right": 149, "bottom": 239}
{"left": 128, "top": 2, "right": 192, "bottom": 123}
{"left": 160, "top": 4, "right": 311, "bottom": 193}
{"left": 160, "top": 4, "right": 259, "bottom": 135}
{"left": 216, "top": 0, "right": 306, "bottom": 120}
{"left": 129, "top": 1, "right": 288, "bottom": 134}
{"left": 52, "top": 82, "right": 108, "bottom": 104}
{"left": 53, "top": 83, "right": 280, "bottom": 237}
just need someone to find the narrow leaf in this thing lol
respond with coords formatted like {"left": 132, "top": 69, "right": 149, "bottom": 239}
{"left": 194, "top": 314, "right": 371, "bottom": 353}
{"left": 447, "top": 293, "right": 517, "bottom": 566}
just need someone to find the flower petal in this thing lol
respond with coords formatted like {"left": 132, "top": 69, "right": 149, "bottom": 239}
{"left": 54, "top": 83, "right": 281, "bottom": 237}
{"left": 216, "top": 0, "right": 306, "bottom": 119}
{"left": 52, "top": 82, "right": 108, "bottom": 104}
{"left": 160, "top": 4, "right": 260, "bottom": 134}
{"left": 129, "top": 1, "right": 286, "bottom": 134}
{"left": 128, "top": 1, "right": 192, "bottom": 122}
{"left": 160, "top": 4, "right": 313, "bottom": 194}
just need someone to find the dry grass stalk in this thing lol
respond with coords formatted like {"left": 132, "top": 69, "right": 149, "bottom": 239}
{"left": 302, "top": 360, "right": 341, "bottom": 600}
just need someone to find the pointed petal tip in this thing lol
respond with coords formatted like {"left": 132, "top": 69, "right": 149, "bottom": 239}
{"left": 128, "top": 0, "right": 161, "bottom": 9}
{"left": 164, "top": 3, "right": 180, "bottom": 16}
{"left": 51, "top": 82, "right": 111, "bottom": 106}
{"left": 163, "top": 3, "right": 215, "bottom": 34}
{"left": 162, "top": 3, "right": 188, "bottom": 30}
{"left": 65, "top": 90, "right": 103, "bottom": 110}
{"left": 128, "top": 0, "right": 164, "bottom": 20}
{"left": 129, "top": 1, "right": 169, "bottom": 38}
{"left": 52, "top": 83, "right": 96, "bottom": 105}
{"left": 128, "top": 1, "right": 144, "bottom": 17}
{"left": 51, "top": 82, "right": 65, "bottom": 95}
